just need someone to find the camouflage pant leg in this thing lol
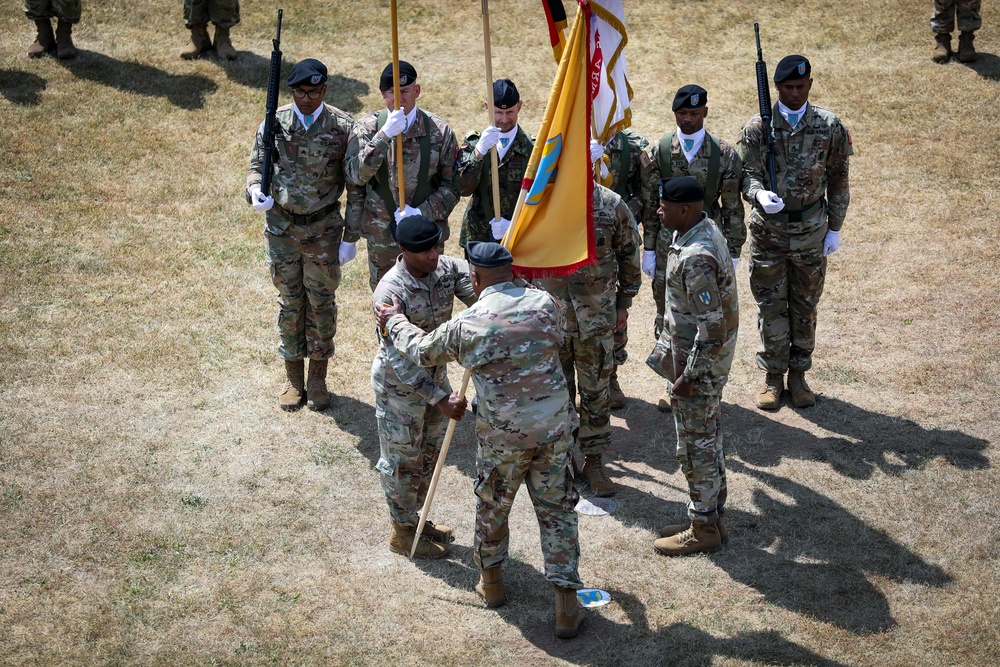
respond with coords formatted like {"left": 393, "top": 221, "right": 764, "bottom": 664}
{"left": 24, "top": 0, "right": 81, "bottom": 22}
{"left": 931, "top": 0, "right": 982, "bottom": 33}
{"left": 365, "top": 238, "right": 401, "bottom": 292}
{"left": 787, "top": 245, "right": 826, "bottom": 373}
{"left": 749, "top": 229, "right": 791, "bottom": 374}
{"left": 265, "top": 221, "right": 343, "bottom": 361}
{"left": 375, "top": 391, "right": 449, "bottom": 528}
{"left": 673, "top": 394, "right": 727, "bottom": 524}
{"left": 613, "top": 322, "right": 628, "bottom": 366}
{"left": 560, "top": 335, "right": 613, "bottom": 456}
{"left": 184, "top": 0, "right": 241, "bottom": 28}
{"left": 474, "top": 438, "right": 582, "bottom": 589}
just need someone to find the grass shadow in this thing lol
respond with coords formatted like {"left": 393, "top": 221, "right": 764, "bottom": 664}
{"left": 960, "top": 51, "right": 1000, "bottom": 80}
{"left": 0, "top": 69, "right": 46, "bottom": 106}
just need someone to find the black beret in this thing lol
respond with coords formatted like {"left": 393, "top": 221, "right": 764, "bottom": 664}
{"left": 380, "top": 61, "right": 418, "bottom": 92}
{"left": 672, "top": 84, "right": 707, "bottom": 111}
{"left": 774, "top": 55, "right": 811, "bottom": 82}
{"left": 659, "top": 176, "right": 705, "bottom": 203}
{"left": 466, "top": 241, "right": 513, "bottom": 268}
{"left": 392, "top": 214, "right": 441, "bottom": 253}
{"left": 288, "top": 58, "right": 328, "bottom": 87}
{"left": 493, "top": 78, "right": 520, "bottom": 109}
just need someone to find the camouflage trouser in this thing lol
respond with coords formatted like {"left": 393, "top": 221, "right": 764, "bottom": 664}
{"left": 365, "top": 237, "right": 401, "bottom": 293}
{"left": 560, "top": 334, "right": 613, "bottom": 456}
{"left": 264, "top": 219, "right": 343, "bottom": 361}
{"left": 749, "top": 222, "right": 826, "bottom": 374}
{"left": 673, "top": 394, "right": 727, "bottom": 524}
{"left": 931, "top": 0, "right": 981, "bottom": 33}
{"left": 613, "top": 323, "right": 628, "bottom": 366}
{"left": 375, "top": 389, "right": 449, "bottom": 528}
{"left": 24, "top": 0, "right": 81, "bottom": 22}
{"left": 184, "top": 0, "right": 240, "bottom": 28}
{"left": 474, "top": 436, "right": 583, "bottom": 589}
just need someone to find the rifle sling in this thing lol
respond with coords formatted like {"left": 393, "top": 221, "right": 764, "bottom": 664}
{"left": 613, "top": 135, "right": 631, "bottom": 200}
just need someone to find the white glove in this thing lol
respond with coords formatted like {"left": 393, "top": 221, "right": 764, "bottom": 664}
{"left": 490, "top": 217, "right": 511, "bottom": 240}
{"left": 394, "top": 204, "right": 422, "bottom": 223}
{"left": 823, "top": 230, "right": 841, "bottom": 256}
{"left": 732, "top": 258, "right": 739, "bottom": 271}
{"left": 476, "top": 126, "right": 501, "bottom": 156}
{"left": 250, "top": 186, "right": 273, "bottom": 212}
{"left": 589, "top": 139, "right": 605, "bottom": 163}
{"left": 339, "top": 241, "right": 357, "bottom": 265}
{"left": 381, "top": 108, "right": 407, "bottom": 139}
{"left": 755, "top": 189, "right": 785, "bottom": 214}
{"left": 642, "top": 249, "right": 656, "bottom": 278}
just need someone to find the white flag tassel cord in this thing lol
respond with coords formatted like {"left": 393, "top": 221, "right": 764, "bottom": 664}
{"left": 589, "top": 0, "right": 632, "bottom": 146}
{"left": 390, "top": 0, "right": 406, "bottom": 207}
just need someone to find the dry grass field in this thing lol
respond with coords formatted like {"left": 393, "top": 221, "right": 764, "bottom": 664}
{"left": 1, "top": 0, "right": 998, "bottom": 665}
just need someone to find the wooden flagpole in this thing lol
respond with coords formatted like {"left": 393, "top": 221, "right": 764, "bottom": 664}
{"left": 390, "top": 0, "right": 406, "bottom": 208}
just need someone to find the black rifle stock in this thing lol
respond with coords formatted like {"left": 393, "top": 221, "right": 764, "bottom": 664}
{"left": 260, "top": 9, "right": 283, "bottom": 197}
{"left": 754, "top": 23, "right": 778, "bottom": 191}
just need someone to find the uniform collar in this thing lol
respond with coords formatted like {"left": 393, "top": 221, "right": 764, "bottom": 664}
{"left": 670, "top": 212, "right": 710, "bottom": 249}
{"left": 293, "top": 102, "right": 325, "bottom": 132}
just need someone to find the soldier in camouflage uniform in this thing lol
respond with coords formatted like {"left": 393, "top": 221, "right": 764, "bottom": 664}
{"left": 639, "top": 85, "right": 744, "bottom": 413}
{"left": 736, "top": 55, "right": 853, "bottom": 410}
{"left": 346, "top": 61, "right": 460, "bottom": 291}
{"left": 455, "top": 79, "right": 534, "bottom": 248}
{"left": 375, "top": 242, "right": 586, "bottom": 639}
{"left": 930, "top": 0, "right": 981, "bottom": 62}
{"left": 181, "top": 0, "right": 240, "bottom": 61}
{"left": 371, "top": 215, "right": 476, "bottom": 559}
{"left": 645, "top": 177, "right": 738, "bottom": 556}
{"left": 534, "top": 183, "right": 642, "bottom": 498}
{"left": 24, "top": 0, "right": 80, "bottom": 59}
{"left": 247, "top": 59, "right": 364, "bottom": 412}
{"left": 591, "top": 129, "right": 649, "bottom": 409}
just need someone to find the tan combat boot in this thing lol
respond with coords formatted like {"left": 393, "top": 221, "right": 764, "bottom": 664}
{"left": 756, "top": 372, "right": 784, "bottom": 410}
{"left": 306, "top": 359, "right": 331, "bottom": 411}
{"left": 389, "top": 523, "right": 448, "bottom": 559}
{"left": 55, "top": 20, "right": 76, "bottom": 60}
{"left": 475, "top": 565, "right": 507, "bottom": 608}
{"left": 608, "top": 369, "right": 626, "bottom": 409}
{"left": 656, "top": 388, "right": 672, "bottom": 413}
{"left": 279, "top": 360, "right": 305, "bottom": 411}
{"left": 658, "top": 516, "right": 729, "bottom": 544}
{"left": 421, "top": 520, "right": 454, "bottom": 544}
{"left": 181, "top": 23, "right": 212, "bottom": 60}
{"left": 582, "top": 454, "right": 615, "bottom": 497}
{"left": 958, "top": 32, "right": 977, "bottom": 63}
{"left": 553, "top": 585, "right": 586, "bottom": 639}
{"left": 932, "top": 33, "right": 952, "bottom": 63}
{"left": 653, "top": 521, "right": 722, "bottom": 556}
{"left": 787, "top": 370, "right": 816, "bottom": 408}
{"left": 213, "top": 24, "right": 237, "bottom": 60}
{"left": 28, "top": 19, "right": 55, "bottom": 58}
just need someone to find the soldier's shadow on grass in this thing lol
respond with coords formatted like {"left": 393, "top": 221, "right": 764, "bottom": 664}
{"left": 58, "top": 51, "right": 217, "bottom": 109}
{"left": 0, "top": 70, "right": 46, "bottom": 106}
{"left": 960, "top": 51, "right": 1000, "bottom": 80}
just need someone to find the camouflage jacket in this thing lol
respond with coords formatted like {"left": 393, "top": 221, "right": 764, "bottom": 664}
{"left": 601, "top": 129, "right": 649, "bottom": 222}
{"left": 371, "top": 255, "right": 477, "bottom": 406}
{"left": 639, "top": 129, "right": 745, "bottom": 258}
{"left": 534, "top": 184, "right": 643, "bottom": 341}
{"left": 646, "top": 214, "right": 738, "bottom": 396}
{"left": 455, "top": 126, "right": 534, "bottom": 248}
{"left": 345, "top": 107, "right": 460, "bottom": 246}
{"left": 736, "top": 102, "right": 853, "bottom": 233}
{"left": 386, "top": 281, "right": 578, "bottom": 450}
{"left": 246, "top": 103, "right": 364, "bottom": 239}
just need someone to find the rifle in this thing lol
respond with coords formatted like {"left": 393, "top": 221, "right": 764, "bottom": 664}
{"left": 753, "top": 23, "right": 778, "bottom": 191}
{"left": 260, "top": 9, "right": 283, "bottom": 198}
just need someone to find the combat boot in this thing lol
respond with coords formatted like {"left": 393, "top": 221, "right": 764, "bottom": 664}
{"left": 656, "top": 388, "right": 672, "bottom": 413}
{"left": 55, "top": 20, "right": 76, "bottom": 60}
{"left": 28, "top": 19, "right": 55, "bottom": 58}
{"left": 958, "top": 32, "right": 977, "bottom": 63}
{"left": 181, "top": 23, "right": 212, "bottom": 60}
{"left": 658, "top": 516, "right": 729, "bottom": 544}
{"left": 213, "top": 24, "right": 237, "bottom": 61}
{"left": 475, "top": 565, "right": 507, "bottom": 608}
{"left": 932, "top": 33, "right": 952, "bottom": 63}
{"left": 756, "top": 372, "right": 784, "bottom": 410}
{"left": 389, "top": 523, "right": 448, "bottom": 559}
{"left": 553, "top": 585, "right": 586, "bottom": 639}
{"left": 582, "top": 454, "right": 615, "bottom": 497}
{"left": 279, "top": 360, "right": 305, "bottom": 411}
{"left": 653, "top": 521, "right": 722, "bottom": 556}
{"left": 608, "top": 369, "right": 626, "bottom": 409}
{"left": 421, "top": 520, "right": 454, "bottom": 544}
{"left": 306, "top": 359, "right": 331, "bottom": 411}
{"left": 787, "top": 370, "right": 816, "bottom": 408}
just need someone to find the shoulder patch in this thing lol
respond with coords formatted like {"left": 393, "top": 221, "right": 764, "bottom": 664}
{"left": 639, "top": 151, "right": 650, "bottom": 168}
{"left": 696, "top": 289, "right": 713, "bottom": 308}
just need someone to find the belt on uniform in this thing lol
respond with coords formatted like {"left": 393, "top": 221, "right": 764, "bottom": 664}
{"left": 276, "top": 201, "right": 340, "bottom": 226}
{"left": 763, "top": 199, "right": 823, "bottom": 223}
